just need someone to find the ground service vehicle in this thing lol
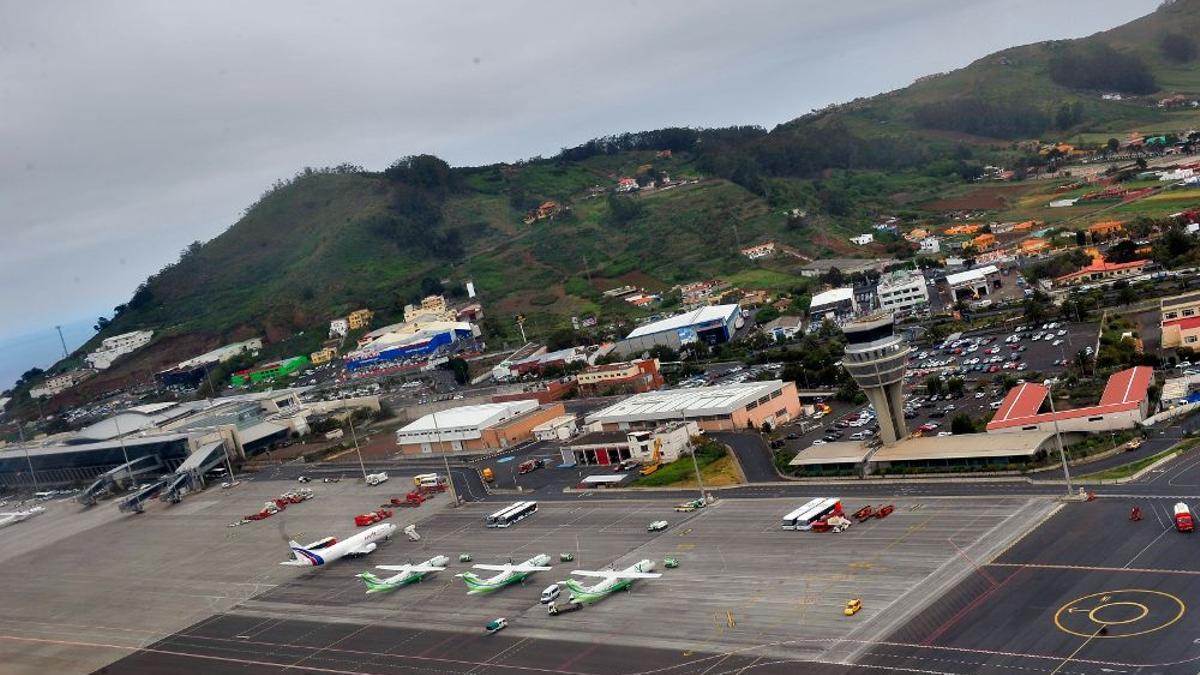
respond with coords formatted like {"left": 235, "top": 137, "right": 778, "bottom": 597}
{"left": 414, "top": 473, "right": 443, "bottom": 487}
{"left": 640, "top": 438, "right": 663, "bottom": 476}
{"left": 484, "top": 501, "right": 538, "bottom": 528}
{"left": 540, "top": 584, "right": 561, "bottom": 604}
{"left": 390, "top": 491, "right": 425, "bottom": 507}
{"left": 482, "top": 467, "right": 494, "bottom": 482}
{"left": 546, "top": 601, "right": 582, "bottom": 615}
{"left": 518, "top": 460, "right": 536, "bottom": 474}
{"left": 663, "top": 557, "right": 679, "bottom": 569}
{"left": 365, "top": 472, "right": 389, "bottom": 486}
{"left": 485, "top": 618, "right": 508, "bottom": 634}
{"left": 647, "top": 520, "right": 668, "bottom": 532}
{"left": 845, "top": 598, "right": 862, "bottom": 616}
{"left": 1175, "top": 502, "right": 1194, "bottom": 532}
{"left": 675, "top": 498, "right": 705, "bottom": 512}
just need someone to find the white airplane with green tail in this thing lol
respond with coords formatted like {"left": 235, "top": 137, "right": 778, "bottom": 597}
{"left": 456, "top": 554, "right": 552, "bottom": 594}
{"left": 563, "top": 559, "right": 661, "bottom": 604}
{"left": 357, "top": 555, "right": 449, "bottom": 593}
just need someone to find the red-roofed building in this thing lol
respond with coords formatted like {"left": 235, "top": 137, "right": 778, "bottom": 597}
{"left": 1053, "top": 259, "right": 1149, "bottom": 287}
{"left": 986, "top": 366, "right": 1153, "bottom": 434}
{"left": 575, "top": 358, "right": 664, "bottom": 397}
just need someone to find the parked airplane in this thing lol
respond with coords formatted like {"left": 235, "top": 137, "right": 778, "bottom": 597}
{"left": 0, "top": 506, "right": 45, "bottom": 529}
{"left": 456, "top": 554, "right": 552, "bottom": 594}
{"left": 563, "top": 559, "right": 661, "bottom": 604}
{"left": 281, "top": 522, "right": 397, "bottom": 566}
{"left": 357, "top": 555, "right": 449, "bottom": 593}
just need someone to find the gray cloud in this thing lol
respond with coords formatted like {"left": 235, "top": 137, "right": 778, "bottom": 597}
{"left": 0, "top": 0, "right": 1159, "bottom": 364}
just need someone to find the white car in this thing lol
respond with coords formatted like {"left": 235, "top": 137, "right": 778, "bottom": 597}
{"left": 975, "top": 392, "right": 985, "bottom": 399}
{"left": 1052, "top": 339, "right": 1063, "bottom": 346}
{"left": 812, "top": 439, "right": 828, "bottom": 445}
{"left": 647, "top": 520, "right": 669, "bottom": 532}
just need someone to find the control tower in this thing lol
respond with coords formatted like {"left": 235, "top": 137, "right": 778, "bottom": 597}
{"left": 841, "top": 313, "right": 911, "bottom": 444}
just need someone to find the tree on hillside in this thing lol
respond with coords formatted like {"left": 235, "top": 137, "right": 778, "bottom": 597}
{"left": 93, "top": 316, "right": 110, "bottom": 332}
{"left": 1048, "top": 43, "right": 1157, "bottom": 95}
{"left": 950, "top": 413, "right": 976, "bottom": 435}
{"left": 947, "top": 377, "right": 965, "bottom": 398}
{"left": 1106, "top": 239, "right": 1139, "bottom": 263}
{"left": 924, "top": 375, "right": 944, "bottom": 396}
{"left": 1106, "top": 138, "right": 1120, "bottom": 154}
{"left": 1024, "top": 291, "right": 1051, "bottom": 324}
{"left": 1160, "top": 32, "right": 1198, "bottom": 63}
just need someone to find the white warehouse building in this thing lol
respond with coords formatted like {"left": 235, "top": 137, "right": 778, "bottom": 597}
{"left": 85, "top": 330, "right": 154, "bottom": 370}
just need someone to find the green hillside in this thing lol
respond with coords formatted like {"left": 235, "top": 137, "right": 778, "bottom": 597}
{"left": 73, "top": 0, "right": 1200, "bottom": 369}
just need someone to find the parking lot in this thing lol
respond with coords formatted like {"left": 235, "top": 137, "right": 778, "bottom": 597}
{"left": 778, "top": 321, "right": 1100, "bottom": 459}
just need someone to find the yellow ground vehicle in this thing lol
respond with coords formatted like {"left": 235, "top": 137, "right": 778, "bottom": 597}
{"left": 844, "top": 598, "right": 862, "bottom": 616}
{"left": 482, "top": 467, "right": 494, "bottom": 482}
{"left": 639, "top": 438, "right": 662, "bottom": 476}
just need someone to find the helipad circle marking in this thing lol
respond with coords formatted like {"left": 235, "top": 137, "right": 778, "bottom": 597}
{"left": 1054, "top": 589, "right": 1185, "bottom": 639}
{"left": 1087, "top": 601, "right": 1148, "bottom": 626}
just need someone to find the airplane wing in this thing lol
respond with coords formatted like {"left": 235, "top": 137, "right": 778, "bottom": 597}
{"left": 570, "top": 570, "right": 662, "bottom": 579}
{"left": 473, "top": 564, "right": 552, "bottom": 572}
{"left": 377, "top": 564, "right": 445, "bottom": 573}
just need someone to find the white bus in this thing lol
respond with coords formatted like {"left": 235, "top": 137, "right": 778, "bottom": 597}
{"left": 414, "top": 473, "right": 444, "bottom": 487}
{"left": 781, "top": 498, "right": 826, "bottom": 530}
{"left": 794, "top": 497, "right": 841, "bottom": 531}
{"left": 485, "top": 501, "right": 539, "bottom": 528}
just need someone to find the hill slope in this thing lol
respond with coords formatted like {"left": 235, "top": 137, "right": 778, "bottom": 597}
{"left": 69, "top": 0, "right": 1200, "bottom": 373}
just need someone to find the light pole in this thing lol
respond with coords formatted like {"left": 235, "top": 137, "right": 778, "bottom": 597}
{"left": 1044, "top": 383, "right": 1073, "bottom": 496}
{"left": 344, "top": 400, "right": 368, "bottom": 481}
{"left": 16, "top": 419, "right": 38, "bottom": 493}
{"left": 683, "top": 411, "right": 707, "bottom": 503}
{"left": 112, "top": 414, "right": 133, "bottom": 489}
{"left": 431, "top": 411, "right": 460, "bottom": 506}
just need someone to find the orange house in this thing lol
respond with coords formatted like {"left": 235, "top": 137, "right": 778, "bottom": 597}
{"left": 1019, "top": 238, "right": 1049, "bottom": 255}
{"left": 1012, "top": 220, "right": 1038, "bottom": 232}
{"left": 970, "top": 233, "right": 997, "bottom": 251}
{"left": 945, "top": 224, "right": 983, "bottom": 236}
{"left": 1089, "top": 221, "right": 1124, "bottom": 240}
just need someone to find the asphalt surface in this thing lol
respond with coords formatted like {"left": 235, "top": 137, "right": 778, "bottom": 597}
{"left": 98, "top": 614, "right": 860, "bottom": 674}
{"left": 869, "top": 497, "right": 1200, "bottom": 673}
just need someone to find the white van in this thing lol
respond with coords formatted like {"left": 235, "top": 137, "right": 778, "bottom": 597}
{"left": 540, "top": 584, "right": 561, "bottom": 604}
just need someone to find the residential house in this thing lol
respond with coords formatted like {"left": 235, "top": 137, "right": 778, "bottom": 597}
{"left": 1054, "top": 258, "right": 1149, "bottom": 287}
{"left": 1088, "top": 221, "right": 1124, "bottom": 242}
{"left": 329, "top": 318, "right": 350, "bottom": 338}
{"left": 740, "top": 242, "right": 776, "bottom": 259}
{"left": 920, "top": 237, "right": 941, "bottom": 254}
{"left": 616, "top": 177, "right": 639, "bottom": 193}
{"left": 347, "top": 309, "right": 374, "bottom": 330}
{"left": 1018, "top": 238, "right": 1049, "bottom": 256}
{"left": 969, "top": 233, "right": 997, "bottom": 251}
{"left": 850, "top": 233, "right": 874, "bottom": 246}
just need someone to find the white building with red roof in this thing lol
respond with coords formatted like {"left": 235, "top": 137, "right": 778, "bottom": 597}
{"left": 986, "top": 366, "right": 1153, "bottom": 434}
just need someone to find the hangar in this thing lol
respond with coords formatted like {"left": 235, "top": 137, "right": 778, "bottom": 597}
{"left": 612, "top": 304, "right": 743, "bottom": 357}
{"left": 587, "top": 380, "right": 801, "bottom": 432}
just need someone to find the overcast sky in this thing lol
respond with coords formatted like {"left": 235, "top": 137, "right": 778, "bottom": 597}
{"left": 0, "top": 0, "right": 1159, "bottom": 384}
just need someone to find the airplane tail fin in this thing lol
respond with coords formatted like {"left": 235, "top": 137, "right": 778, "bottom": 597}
{"left": 280, "top": 540, "right": 323, "bottom": 567}
{"left": 356, "top": 572, "right": 391, "bottom": 593}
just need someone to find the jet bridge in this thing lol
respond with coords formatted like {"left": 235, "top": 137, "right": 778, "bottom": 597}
{"left": 118, "top": 480, "right": 167, "bottom": 513}
{"left": 77, "top": 455, "right": 164, "bottom": 506}
{"left": 160, "top": 441, "right": 229, "bottom": 504}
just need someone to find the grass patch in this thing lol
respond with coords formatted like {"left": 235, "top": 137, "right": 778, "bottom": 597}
{"left": 632, "top": 441, "right": 731, "bottom": 487}
{"left": 720, "top": 268, "right": 802, "bottom": 291}
{"left": 1082, "top": 439, "right": 1198, "bottom": 481}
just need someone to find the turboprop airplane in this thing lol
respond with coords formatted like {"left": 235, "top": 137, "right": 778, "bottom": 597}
{"left": 456, "top": 554, "right": 552, "bottom": 594}
{"left": 281, "top": 522, "right": 397, "bottom": 566}
{"left": 0, "top": 506, "right": 45, "bottom": 529}
{"left": 357, "top": 555, "right": 449, "bottom": 593}
{"left": 563, "top": 559, "right": 661, "bottom": 604}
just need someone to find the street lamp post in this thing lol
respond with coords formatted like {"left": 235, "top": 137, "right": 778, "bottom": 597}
{"left": 1044, "top": 384, "right": 1074, "bottom": 496}
{"left": 431, "top": 411, "right": 460, "bottom": 506}
{"left": 683, "top": 411, "right": 707, "bottom": 503}
{"left": 112, "top": 414, "right": 133, "bottom": 489}
{"left": 16, "top": 420, "right": 38, "bottom": 493}
{"left": 346, "top": 405, "right": 368, "bottom": 481}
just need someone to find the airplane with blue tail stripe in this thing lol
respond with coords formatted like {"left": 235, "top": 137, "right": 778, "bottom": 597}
{"left": 281, "top": 522, "right": 397, "bottom": 567}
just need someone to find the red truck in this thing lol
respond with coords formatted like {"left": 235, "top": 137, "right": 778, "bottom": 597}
{"left": 390, "top": 491, "right": 426, "bottom": 507}
{"left": 1175, "top": 502, "right": 1193, "bottom": 532}
{"left": 354, "top": 508, "right": 394, "bottom": 527}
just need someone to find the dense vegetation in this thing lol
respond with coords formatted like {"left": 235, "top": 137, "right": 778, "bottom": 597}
{"left": 1047, "top": 43, "right": 1157, "bottom": 95}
